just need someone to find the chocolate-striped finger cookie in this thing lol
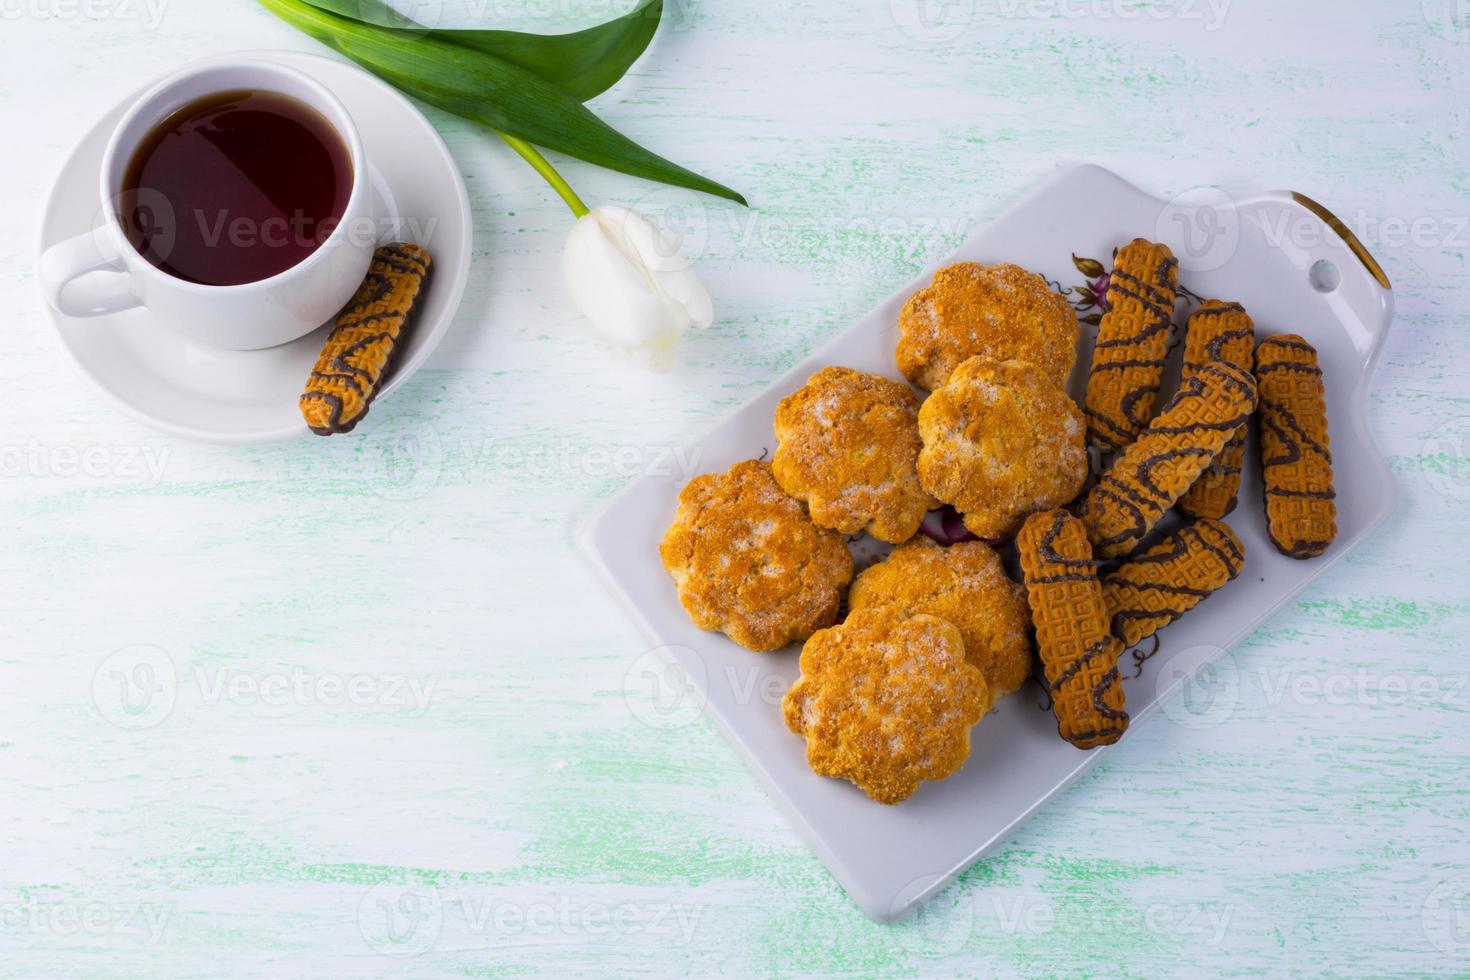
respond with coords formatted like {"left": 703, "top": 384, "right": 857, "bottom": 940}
{"left": 1017, "top": 510, "right": 1129, "bottom": 750}
{"left": 300, "top": 243, "right": 432, "bottom": 436}
{"left": 1084, "top": 239, "right": 1179, "bottom": 452}
{"left": 1102, "top": 519, "right": 1245, "bottom": 647}
{"left": 1178, "top": 301, "right": 1255, "bottom": 519}
{"left": 1256, "top": 334, "right": 1336, "bottom": 558}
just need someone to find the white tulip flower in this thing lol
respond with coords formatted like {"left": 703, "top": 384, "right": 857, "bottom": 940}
{"left": 562, "top": 204, "right": 713, "bottom": 371}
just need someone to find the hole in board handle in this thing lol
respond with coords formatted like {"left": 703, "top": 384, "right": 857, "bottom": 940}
{"left": 1309, "top": 259, "right": 1341, "bottom": 293}
{"left": 1290, "top": 191, "right": 1391, "bottom": 290}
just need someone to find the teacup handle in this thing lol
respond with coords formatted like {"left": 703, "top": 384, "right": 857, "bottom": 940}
{"left": 39, "top": 228, "right": 143, "bottom": 318}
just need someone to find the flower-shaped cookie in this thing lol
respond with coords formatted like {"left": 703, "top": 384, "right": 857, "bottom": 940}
{"left": 772, "top": 366, "right": 936, "bottom": 543}
{"left": 660, "top": 460, "right": 853, "bottom": 651}
{"left": 918, "top": 357, "right": 1087, "bottom": 539}
{"left": 783, "top": 607, "right": 988, "bottom": 804}
{"left": 897, "top": 262, "right": 1078, "bottom": 391}
{"left": 848, "top": 537, "right": 1032, "bottom": 706}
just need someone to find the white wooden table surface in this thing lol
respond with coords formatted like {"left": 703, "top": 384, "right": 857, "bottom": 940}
{"left": 4, "top": 1, "right": 1469, "bottom": 975}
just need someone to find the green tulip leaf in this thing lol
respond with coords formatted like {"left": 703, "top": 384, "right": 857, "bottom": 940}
{"left": 259, "top": 0, "right": 745, "bottom": 204}
{"left": 297, "top": 0, "right": 664, "bottom": 102}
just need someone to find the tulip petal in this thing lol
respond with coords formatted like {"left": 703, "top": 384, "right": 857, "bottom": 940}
{"left": 563, "top": 205, "right": 713, "bottom": 368}
{"left": 599, "top": 206, "right": 714, "bottom": 331}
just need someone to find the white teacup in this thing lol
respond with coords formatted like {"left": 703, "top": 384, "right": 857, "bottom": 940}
{"left": 38, "top": 58, "right": 377, "bottom": 351}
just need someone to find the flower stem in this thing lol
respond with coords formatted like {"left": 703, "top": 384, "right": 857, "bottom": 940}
{"left": 495, "top": 131, "right": 589, "bottom": 218}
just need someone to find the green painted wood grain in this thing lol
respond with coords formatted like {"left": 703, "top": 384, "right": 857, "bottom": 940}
{"left": 3, "top": 0, "right": 1469, "bottom": 976}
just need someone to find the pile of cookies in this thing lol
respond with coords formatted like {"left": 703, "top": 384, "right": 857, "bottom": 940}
{"left": 660, "top": 240, "right": 1337, "bottom": 804}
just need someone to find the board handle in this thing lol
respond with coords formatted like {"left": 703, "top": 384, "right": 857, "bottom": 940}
{"left": 1248, "top": 189, "right": 1396, "bottom": 363}
{"left": 1289, "top": 192, "right": 1390, "bottom": 291}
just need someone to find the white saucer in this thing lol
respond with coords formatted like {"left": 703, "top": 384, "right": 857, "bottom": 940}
{"left": 35, "top": 50, "right": 473, "bottom": 443}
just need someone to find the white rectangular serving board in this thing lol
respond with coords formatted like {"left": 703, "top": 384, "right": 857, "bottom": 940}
{"left": 579, "top": 164, "right": 1397, "bottom": 923}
